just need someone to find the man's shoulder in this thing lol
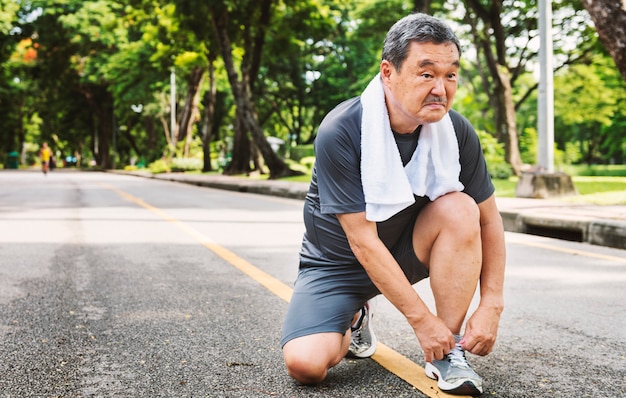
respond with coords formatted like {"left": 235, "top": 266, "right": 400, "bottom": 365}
{"left": 448, "top": 109, "right": 479, "bottom": 142}
{"left": 318, "top": 97, "right": 362, "bottom": 133}
{"left": 448, "top": 109, "right": 472, "bottom": 130}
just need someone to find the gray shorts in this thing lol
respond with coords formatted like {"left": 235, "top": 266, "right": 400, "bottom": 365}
{"left": 281, "top": 222, "right": 429, "bottom": 347}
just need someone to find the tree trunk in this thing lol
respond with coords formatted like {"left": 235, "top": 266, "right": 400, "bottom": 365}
{"left": 177, "top": 67, "right": 205, "bottom": 157}
{"left": 17, "top": 96, "right": 25, "bottom": 165}
{"left": 211, "top": 9, "right": 300, "bottom": 179}
{"left": 146, "top": 117, "right": 156, "bottom": 152}
{"left": 202, "top": 56, "right": 217, "bottom": 172}
{"left": 227, "top": 111, "right": 251, "bottom": 174}
{"left": 463, "top": 0, "right": 524, "bottom": 175}
{"left": 412, "top": 0, "right": 432, "bottom": 13}
{"left": 582, "top": 0, "right": 626, "bottom": 80}
{"left": 496, "top": 65, "right": 523, "bottom": 174}
{"left": 81, "top": 86, "right": 113, "bottom": 168}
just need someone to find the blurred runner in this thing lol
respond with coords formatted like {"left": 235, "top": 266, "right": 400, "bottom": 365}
{"left": 40, "top": 142, "right": 53, "bottom": 175}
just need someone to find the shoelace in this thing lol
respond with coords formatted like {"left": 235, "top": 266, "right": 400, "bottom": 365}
{"left": 350, "top": 306, "right": 367, "bottom": 332}
{"left": 352, "top": 329, "right": 364, "bottom": 344}
{"left": 447, "top": 343, "right": 470, "bottom": 368}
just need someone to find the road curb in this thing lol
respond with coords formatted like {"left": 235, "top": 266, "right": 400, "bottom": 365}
{"left": 113, "top": 171, "right": 626, "bottom": 250}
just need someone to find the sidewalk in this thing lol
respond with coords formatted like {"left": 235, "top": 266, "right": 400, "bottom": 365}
{"left": 117, "top": 171, "right": 626, "bottom": 250}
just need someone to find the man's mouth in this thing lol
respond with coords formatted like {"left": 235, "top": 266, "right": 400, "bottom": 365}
{"left": 423, "top": 97, "right": 447, "bottom": 107}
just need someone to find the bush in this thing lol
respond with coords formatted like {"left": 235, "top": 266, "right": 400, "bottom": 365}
{"left": 171, "top": 157, "right": 203, "bottom": 172}
{"left": 519, "top": 127, "right": 538, "bottom": 165}
{"left": 488, "top": 162, "right": 514, "bottom": 179}
{"left": 299, "top": 156, "right": 316, "bottom": 171}
{"left": 290, "top": 144, "right": 314, "bottom": 162}
{"left": 476, "top": 130, "right": 513, "bottom": 179}
{"left": 148, "top": 159, "right": 171, "bottom": 174}
{"left": 284, "top": 158, "right": 310, "bottom": 174}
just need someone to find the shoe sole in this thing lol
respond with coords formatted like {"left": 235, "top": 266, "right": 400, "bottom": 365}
{"left": 424, "top": 363, "right": 483, "bottom": 396}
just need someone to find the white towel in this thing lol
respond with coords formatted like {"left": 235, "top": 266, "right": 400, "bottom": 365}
{"left": 361, "top": 73, "right": 464, "bottom": 222}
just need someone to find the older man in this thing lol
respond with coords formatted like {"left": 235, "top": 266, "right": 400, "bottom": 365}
{"left": 281, "top": 13, "right": 505, "bottom": 396}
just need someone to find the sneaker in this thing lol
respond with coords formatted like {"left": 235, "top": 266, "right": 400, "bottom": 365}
{"left": 347, "top": 300, "right": 377, "bottom": 358}
{"left": 425, "top": 337, "right": 484, "bottom": 396}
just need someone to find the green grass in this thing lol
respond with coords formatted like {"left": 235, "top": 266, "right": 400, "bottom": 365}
{"left": 493, "top": 176, "right": 626, "bottom": 205}
{"left": 559, "top": 164, "right": 626, "bottom": 177}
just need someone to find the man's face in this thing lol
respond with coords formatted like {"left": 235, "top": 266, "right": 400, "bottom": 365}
{"left": 381, "top": 41, "right": 459, "bottom": 132}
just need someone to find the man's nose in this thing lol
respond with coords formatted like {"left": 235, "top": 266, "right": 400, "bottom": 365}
{"left": 431, "top": 78, "right": 446, "bottom": 96}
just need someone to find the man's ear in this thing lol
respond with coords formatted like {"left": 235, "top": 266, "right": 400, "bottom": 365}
{"left": 380, "top": 60, "right": 394, "bottom": 84}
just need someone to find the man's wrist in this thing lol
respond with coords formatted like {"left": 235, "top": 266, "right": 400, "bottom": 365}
{"left": 479, "top": 295, "right": 504, "bottom": 314}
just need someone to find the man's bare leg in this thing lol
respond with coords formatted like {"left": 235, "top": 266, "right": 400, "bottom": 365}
{"left": 283, "top": 331, "right": 351, "bottom": 384}
{"left": 412, "top": 192, "right": 482, "bottom": 333}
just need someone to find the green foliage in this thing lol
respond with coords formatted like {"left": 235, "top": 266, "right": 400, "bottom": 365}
{"left": 283, "top": 158, "right": 310, "bottom": 174}
{"left": 554, "top": 142, "right": 583, "bottom": 166}
{"left": 1, "top": 0, "right": 623, "bottom": 175}
{"left": 519, "top": 127, "right": 538, "bottom": 165}
{"left": 290, "top": 144, "right": 315, "bottom": 162}
{"left": 554, "top": 53, "right": 626, "bottom": 163}
{"left": 476, "top": 130, "right": 513, "bottom": 179}
{"left": 148, "top": 158, "right": 171, "bottom": 174}
{"left": 0, "top": 0, "right": 20, "bottom": 35}
{"left": 171, "top": 157, "right": 203, "bottom": 172}
{"left": 299, "top": 156, "right": 316, "bottom": 171}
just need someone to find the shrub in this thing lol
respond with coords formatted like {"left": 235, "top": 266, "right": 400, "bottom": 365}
{"left": 284, "top": 158, "right": 310, "bottom": 174}
{"left": 290, "top": 144, "right": 315, "bottom": 162}
{"left": 299, "top": 156, "right": 316, "bottom": 171}
{"left": 148, "top": 159, "right": 171, "bottom": 174}
{"left": 476, "top": 130, "right": 513, "bottom": 179}
{"left": 171, "top": 157, "right": 203, "bottom": 172}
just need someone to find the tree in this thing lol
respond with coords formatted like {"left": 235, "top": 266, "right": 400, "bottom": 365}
{"left": 210, "top": 1, "right": 300, "bottom": 179}
{"left": 457, "top": 0, "right": 596, "bottom": 175}
{"left": 254, "top": 0, "right": 348, "bottom": 146}
{"left": 0, "top": 0, "right": 31, "bottom": 159}
{"left": 553, "top": 54, "right": 626, "bottom": 163}
{"left": 28, "top": 0, "right": 132, "bottom": 168}
{"left": 3, "top": 0, "right": 621, "bottom": 173}
{"left": 582, "top": 0, "right": 626, "bottom": 81}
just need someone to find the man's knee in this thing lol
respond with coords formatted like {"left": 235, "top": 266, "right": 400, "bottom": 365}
{"left": 432, "top": 192, "right": 480, "bottom": 234}
{"left": 283, "top": 349, "right": 329, "bottom": 384}
{"left": 282, "top": 333, "right": 346, "bottom": 384}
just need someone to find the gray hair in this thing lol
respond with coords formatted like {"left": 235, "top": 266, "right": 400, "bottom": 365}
{"left": 382, "top": 13, "right": 461, "bottom": 72}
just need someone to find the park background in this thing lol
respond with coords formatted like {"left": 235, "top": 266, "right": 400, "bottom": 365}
{"left": 1, "top": 0, "right": 625, "bottom": 203}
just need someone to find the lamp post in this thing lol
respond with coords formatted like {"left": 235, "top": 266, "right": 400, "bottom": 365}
{"left": 538, "top": 0, "right": 555, "bottom": 173}
{"left": 516, "top": 0, "right": 576, "bottom": 198}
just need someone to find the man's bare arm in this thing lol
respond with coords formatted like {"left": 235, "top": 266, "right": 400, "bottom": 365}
{"left": 337, "top": 212, "right": 455, "bottom": 361}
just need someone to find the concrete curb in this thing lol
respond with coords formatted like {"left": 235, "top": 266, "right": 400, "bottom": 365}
{"left": 113, "top": 171, "right": 626, "bottom": 250}
{"left": 500, "top": 210, "right": 626, "bottom": 249}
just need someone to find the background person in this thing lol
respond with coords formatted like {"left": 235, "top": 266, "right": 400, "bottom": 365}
{"left": 39, "top": 142, "right": 53, "bottom": 175}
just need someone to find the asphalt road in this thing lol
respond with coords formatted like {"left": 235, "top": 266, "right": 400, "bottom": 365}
{"left": 0, "top": 170, "right": 624, "bottom": 398}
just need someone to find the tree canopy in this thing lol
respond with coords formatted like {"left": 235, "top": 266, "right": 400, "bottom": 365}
{"left": 1, "top": 0, "right": 624, "bottom": 175}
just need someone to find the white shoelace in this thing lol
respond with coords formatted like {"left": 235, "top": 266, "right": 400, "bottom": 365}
{"left": 447, "top": 344, "right": 470, "bottom": 368}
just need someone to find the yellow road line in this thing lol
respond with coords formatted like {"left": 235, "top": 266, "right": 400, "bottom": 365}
{"left": 506, "top": 235, "right": 626, "bottom": 265}
{"left": 102, "top": 183, "right": 466, "bottom": 398}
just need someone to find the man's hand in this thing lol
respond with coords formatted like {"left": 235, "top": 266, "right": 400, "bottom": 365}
{"left": 460, "top": 304, "right": 502, "bottom": 356}
{"left": 411, "top": 313, "right": 456, "bottom": 363}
